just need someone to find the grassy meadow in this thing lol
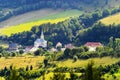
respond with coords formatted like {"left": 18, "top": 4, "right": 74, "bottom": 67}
{"left": 0, "top": 56, "right": 120, "bottom": 80}
{"left": 0, "top": 10, "right": 83, "bottom": 36}
{"left": 100, "top": 12, "right": 120, "bottom": 25}
{"left": 56, "top": 57, "right": 120, "bottom": 68}
{"left": 0, "top": 56, "right": 120, "bottom": 69}
{"left": 0, "top": 56, "right": 45, "bottom": 69}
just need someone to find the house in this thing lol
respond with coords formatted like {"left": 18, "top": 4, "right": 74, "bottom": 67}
{"left": 34, "top": 30, "right": 47, "bottom": 48}
{"left": 65, "top": 43, "right": 74, "bottom": 49}
{"left": 56, "top": 42, "right": 62, "bottom": 48}
{"left": 8, "top": 42, "right": 18, "bottom": 51}
{"left": 25, "top": 46, "right": 38, "bottom": 53}
{"left": 49, "top": 48, "right": 57, "bottom": 52}
{"left": 85, "top": 42, "right": 103, "bottom": 51}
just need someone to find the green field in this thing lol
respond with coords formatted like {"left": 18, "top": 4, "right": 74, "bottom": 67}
{"left": 100, "top": 12, "right": 120, "bottom": 25}
{"left": 0, "top": 10, "right": 83, "bottom": 36}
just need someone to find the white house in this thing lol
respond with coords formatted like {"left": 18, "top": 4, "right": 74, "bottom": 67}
{"left": 56, "top": 42, "right": 62, "bottom": 48}
{"left": 85, "top": 42, "right": 103, "bottom": 51}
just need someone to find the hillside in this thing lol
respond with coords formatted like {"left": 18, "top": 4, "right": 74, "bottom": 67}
{"left": 100, "top": 12, "right": 120, "bottom": 25}
{"left": 0, "top": 9, "right": 83, "bottom": 36}
{"left": 0, "top": 9, "right": 62, "bottom": 28}
{"left": 1, "top": 0, "right": 120, "bottom": 22}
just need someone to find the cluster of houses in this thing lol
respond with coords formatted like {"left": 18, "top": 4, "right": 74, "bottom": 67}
{"left": 8, "top": 30, "right": 103, "bottom": 53}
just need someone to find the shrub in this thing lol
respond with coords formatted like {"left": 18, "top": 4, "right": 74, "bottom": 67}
{"left": 73, "top": 55, "right": 78, "bottom": 62}
{"left": 11, "top": 52, "right": 17, "bottom": 57}
{"left": 30, "top": 65, "right": 33, "bottom": 70}
{"left": 0, "top": 54, "right": 2, "bottom": 58}
{"left": 19, "top": 50, "right": 24, "bottom": 54}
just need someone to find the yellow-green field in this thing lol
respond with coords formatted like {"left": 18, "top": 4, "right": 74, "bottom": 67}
{"left": 0, "top": 56, "right": 120, "bottom": 80}
{"left": 104, "top": 73, "right": 120, "bottom": 80}
{"left": 100, "top": 13, "right": 120, "bottom": 25}
{"left": 56, "top": 57, "right": 120, "bottom": 68}
{"left": 0, "top": 77, "right": 5, "bottom": 80}
{"left": 0, "top": 56, "right": 45, "bottom": 69}
{"left": 0, "top": 10, "right": 83, "bottom": 36}
{"left": 0, "top": 56, "right": 120, "bottom": 69}
{"left": 0, "top": 18, "right": 66, "bottom": 36}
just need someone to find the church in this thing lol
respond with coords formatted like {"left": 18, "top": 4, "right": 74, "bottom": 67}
{"left": 34, "top": 30, "right": 47, "bottom": 48}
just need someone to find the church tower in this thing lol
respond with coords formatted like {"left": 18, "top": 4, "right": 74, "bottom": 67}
{"left": 40, "top": 29, "right": 44, "bottom": 39}
{"left": 34, "top": 28, "right": 47, "bottom": 48}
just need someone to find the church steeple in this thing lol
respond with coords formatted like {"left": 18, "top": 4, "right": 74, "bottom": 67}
{"left": 40, "top": 29, "right": 44, "bottom": 39}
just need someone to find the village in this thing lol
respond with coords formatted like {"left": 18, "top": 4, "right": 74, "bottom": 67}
{"left": 7, "top": 30, "right": 103, "bottom": 53}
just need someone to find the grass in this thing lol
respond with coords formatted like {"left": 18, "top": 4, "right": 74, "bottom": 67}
{"left": 104, "top": 73, "right": 120, "bottom": 80}
{"left": 0, "top": 56, "right": 45, "bottom": 69}
{"left": 56, "top": 57, "right": 120, "bottom": 68}
{"left": 0, "top": 56, "right": 120, "bottom": 80}
{"left": 36, "top": 72, "right": 71, "bottom": 80}
{"left": 0, "top": 10, "right": 83, "bottom": 36}
{"left": 0, "top": 77, "right": 5, "bottom": 80}
{"left": 0, "top": 56, "right": 119, "bottom": 69}
{"left": 100, "top": 12, "right": 120, "bottom": 25}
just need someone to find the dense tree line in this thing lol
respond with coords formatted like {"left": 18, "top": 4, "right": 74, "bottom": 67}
{"left": 6, "top": 19, "right": 82, "bottom": 46}
{"left": 76, "top": 22, "right": 120, "bottom": 45}
{"left": 3, "top": 12, "right": 120, "bottom": 46}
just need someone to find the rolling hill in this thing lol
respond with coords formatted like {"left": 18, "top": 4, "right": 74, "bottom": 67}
{"left": 0, "top": 9, "right": 83, "bottom": 36}
{"left": 1, "top": 0, "right": 120, "bottom": 23}
{"left": 100, "top": 12, "right": 120, "bottom": 25}
{"left": 0, "top": 9, "right": 62, "bottom": 28}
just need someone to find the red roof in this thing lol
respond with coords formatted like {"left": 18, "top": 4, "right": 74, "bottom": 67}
{"left": 85, "top": 42, "right": 103, "bottom": 47}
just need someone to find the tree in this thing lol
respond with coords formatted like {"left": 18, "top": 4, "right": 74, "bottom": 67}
{"left": 64, "top": 48, "right": 71, "bottom": 57}
{"left": 6, "top": 68, "right": 24, "bottom": 80}
{"left": 83, "top": 46, "right": 89, "bottom": 52}
{"left": 47, "top": 42, "right": 53, "bottom": 49}
{"left": 19, "top": 50, "right": 24, "bottom": 54}
{"left": 30, "top": 65, "right": 33, "bottom": 70}
{"left": 73, "top": 55, "right": 78, "bottom": 62}
{"left": 34, "top": 50, "right": 40, "bottom": 56}
{"left": 26, "top": 66, "right": 29, "bottom": 71}
{"left": 0, "top": 46, "right": 4, "bottom": 53}
{"left": 44, "top": 59, "right": 48, "bottom": 67}
{"left": 69, "top": 73, "right": 78, "bottom": 80}
{"left": 50, "top": 73, "right": 66, "bottom": 80}
{"left": 102, "top": 9, "right": 110, "bottom": 17}
{"left": 11, "top": 52, "right": 17, "bottom": 57}
{"left": 108, "top": 37, "right": 114, "bottom": 48}
{"left": 0, "top": 54, "right": 2, "bottom": 58}
{"left": 81, "top": 60, "right": 104, "bottom": 80}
